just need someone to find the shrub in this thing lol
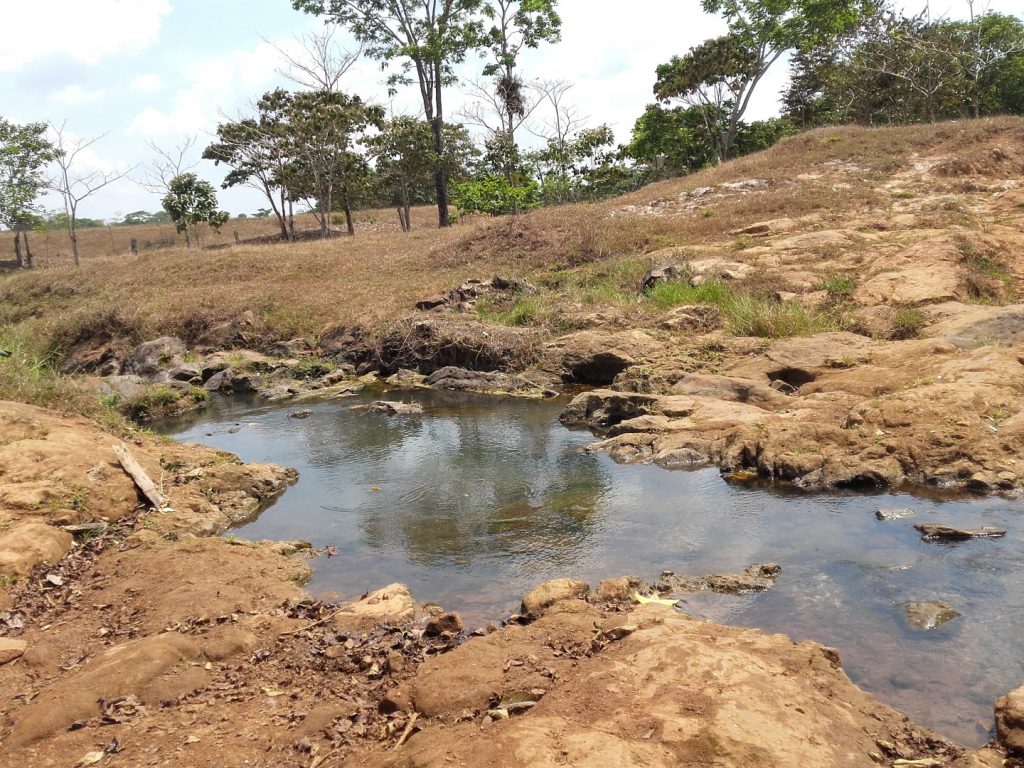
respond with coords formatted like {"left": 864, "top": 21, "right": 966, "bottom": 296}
{"left": 453, "top": 175, "right": 541, "bottom": 217}
{"left": 890, "top": 307, "right": 926, "bottom": 340}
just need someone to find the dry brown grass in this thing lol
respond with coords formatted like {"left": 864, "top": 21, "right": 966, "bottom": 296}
{"left": 2, "top": 117, "right": 1022, "bottom": 355}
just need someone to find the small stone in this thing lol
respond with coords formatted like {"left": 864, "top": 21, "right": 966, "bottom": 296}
{"left": 290, "top": 410, "right": 313, "bottom": 419}
{"left": 0, "top": 637, "right": 27, "bottom": 665}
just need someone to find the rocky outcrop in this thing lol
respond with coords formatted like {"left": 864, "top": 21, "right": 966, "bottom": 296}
{"left": 996, "top": 685, "right": 1024, "bottom": 756}
{"left": 416, "top": 275, "right": 536, "bottom": 312}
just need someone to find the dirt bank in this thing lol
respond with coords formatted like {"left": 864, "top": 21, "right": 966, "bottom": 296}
{"left": 0, "top": 400, "right": 1019, "bottom": 767}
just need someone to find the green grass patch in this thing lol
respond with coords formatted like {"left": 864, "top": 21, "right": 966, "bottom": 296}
{"left": 646, "top": 279, "right": 733, "bottom": 310}
{"left": 724, "top": 295, "right": 843, "bottom": 338}
{"left": 123, "top": 384, "right": 207, "bottom": 422}
{"left": 476, "top": 296, "right": 542, "bottom": 326}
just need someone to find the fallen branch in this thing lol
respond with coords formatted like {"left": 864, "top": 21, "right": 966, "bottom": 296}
{"left": 113, "top": 444, "right": 169, "bottom": 511}
{"left": 393, "top": 712, "right": 419, "bottom": 750}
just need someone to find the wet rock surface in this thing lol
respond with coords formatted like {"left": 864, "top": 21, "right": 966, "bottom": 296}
{"left": 904, "top": 601, "right": 962, "bottom": 630}
{"left": 877, "top": 507, "right": 917, "bottom": 521}
{"left": 996, "top": 684, "right": 1024, "bottom": 756}
{"left": 915, "top": 524, "right": 1007, "bottom": 541}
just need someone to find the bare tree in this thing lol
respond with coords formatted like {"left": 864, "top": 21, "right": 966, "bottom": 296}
{"left": 264, "top": 27, "right": 362, "bottom": 93}
{"left": 458, "top": 75, "right": 543, "bottom": 177}
{"left": 529, "top": 79, "right": 587, "bottom": 175}
{"left": 136, "top": 135, "right": 200, "bottom": 246}
{"left": 48, "top": 122, "right": 134, "bottom": 266}
{"left": 957, "top": 0, "right": 1024, "bottom": 118}
{"left": 138, "top": 135, "right": 199, "bottom": 194}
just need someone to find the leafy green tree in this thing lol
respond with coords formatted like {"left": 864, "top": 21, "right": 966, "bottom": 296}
{"left": 293, "top": 0, "right": 489, "bottom": 228}
{"left": 161, "top": 173, "right": 229, "bottom": 248}
{"left": 365, "top": 117, "right": 478, "bottom": 230}
{"left": 656, "top": 0, "right": 872, "bottom": 161}
{"left": 204, "top": 90, "right": 296, "bottom": 242}
{"left": 479, "top": 0, "right": 561, "bottom": 181}
{"left": 282, "top": 90, "right": 384, "bottom": 237}
{"left": 0, "top": 118, "right": 56, "bottom": 268}
{"left": 121, "top": 210, "right": 172, "bottom": 225}
{"left": 453, "top": 173, "right": 539, "bottom": 216}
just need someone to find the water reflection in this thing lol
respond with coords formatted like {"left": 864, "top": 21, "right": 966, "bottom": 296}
{"left": 162, "top": 391, "right": 1024, "bottom": 747}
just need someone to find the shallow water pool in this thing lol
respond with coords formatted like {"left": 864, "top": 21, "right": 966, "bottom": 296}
{"left": 161, "top": 389, "right": 1024, "bottom": 746}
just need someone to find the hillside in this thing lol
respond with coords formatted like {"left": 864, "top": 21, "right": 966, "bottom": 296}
{"left": 3, "top": 118, "right": 1024, "bottom": 492}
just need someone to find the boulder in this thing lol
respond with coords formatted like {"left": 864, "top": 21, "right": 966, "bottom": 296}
{"left": 166, "top": 363, "right": 202, "bottom": 383}
{"left": 996, "top": 684, "right": 1024, "bottom": 756}
{"left": 122, "top": 337, "right": 186, "bottom": 377}
{"left": 596, "top": 576, "right": 647, "bottom": 601}
{"left": 521, "top": 578, "right": 590, "bottom": 616}
{"left": 903, "top": 601, "right": 961, "bottom": 630}
{"left": 0, "top": 637, "right": 27, "bottom": 665}
{"left": 658, "top": 564, "right": 782, "bottom": 595}
{"left": 333, "top": 584, "right": 417, "bottom": 631}
{"left": 0, "top": 523, "right": 74, "bottom": 576}
{"left": 548, "top": 331, "right": 663, "bottom": 386}
{"left": 423, "top": 366, "right": 538, "bottom": 395}
{"left": 424, "top": 611, "right": 464, "bottom": 637}
{"left": 641, "top": 265, "right": 684, "bottom": 293}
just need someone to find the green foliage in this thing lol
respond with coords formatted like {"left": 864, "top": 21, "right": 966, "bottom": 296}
{"left": 475, "top": 295, "right": 541, "bottom": 326}
{"left": 646, "top": 279, "right": 734, "bottom": 310}
{"left": 625, "top": 103, "right": 795, "bottom": 179}
{"left": 161, "top": 173, "right": 229, "bottom": 238}
{"left": 453, "top": 174, "right": 540, "bottom": 216}
{"left": 656, "top": 0, "right": 871, "bottom": 160}
{"left": 0, "top": 118, "right": 58, "bottom": 249}
{"left": 120, "top": 210, "right": 171, "bottom": 226}
{"left": 785, "top": 9, "right": 1024, "bottom": 126}
{"left": 123, "top": 384, "right": 207, "bottom": 422}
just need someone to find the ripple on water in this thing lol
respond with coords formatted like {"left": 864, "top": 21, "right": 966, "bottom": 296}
{"left": 160, "top": 390, "right": 1024, "bottom": 747}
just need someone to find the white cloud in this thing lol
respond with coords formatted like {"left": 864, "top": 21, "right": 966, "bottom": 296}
{"left": 0, "top": 0, "right": 171, "bottom": 72}
{"left": 131, "top": 74, "right": 164, "bottom": 93}
{"left": 50, "top": 84, "right": 108, "bottom": 106}
{"left": 127, "top": 40, "right": 296, "bottom": 140}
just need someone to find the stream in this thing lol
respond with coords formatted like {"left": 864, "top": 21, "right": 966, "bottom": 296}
{"left": 160, "top": 389, "right": 1024, "bottom": 746}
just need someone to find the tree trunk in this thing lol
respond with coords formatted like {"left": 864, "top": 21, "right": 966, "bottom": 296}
{"left": 396, "top": 207, "right": 409, "bottom": 232}
{"left": 432, "top": 64, "right": 450, "bottom": 228}
{"left": 70, "top": 222, "right": 80, "bottom": 267}
{"left": 341, "top": 187, "right": 354, "bottom": 236}
{"left": 23, "top": 230, "right": 32, "bottom": 268}
{"left": 13, "top": 231, "right": 22, "bottom": 268}
{"left": 184, "top": 226, "right": 193, "bottom": 249}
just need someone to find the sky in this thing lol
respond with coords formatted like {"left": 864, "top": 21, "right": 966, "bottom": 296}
{"left": 0, "top": 0, "right": 1018, "bottom": 219}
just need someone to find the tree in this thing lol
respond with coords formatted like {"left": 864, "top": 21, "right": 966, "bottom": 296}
{"left": 49, "top": 122, "right": 133, "bottom": 266}
{"left": 475, "top": 0, "right": 561, "bottom": 181}
{"left": 205, "top": 90, "right": 297, "bottom": 242}
{"left": 656, "top": 0, "right": 872, "bottom": 161}
{"left": 283, "top": 89, "right": 384, "bottom": 237}
{"left": 366, "top": 116, "right": 478, "bottom": 230}
{"left": 267, "top": 26, "right": 362, "bottom": 93}
{"left": 0, "top": 118, "right": 56, "bottom": 268}
{"left": 138, "top": 135, "right": 200, "bottom": 198}
{"left": 452, "top": 173, "right": 539, "bottom": 216}
{"left": 292, "top": 0, "right": 489, "bottom": 228}
{"left": 161, "top": 173, "right": 229, "bottom": 247}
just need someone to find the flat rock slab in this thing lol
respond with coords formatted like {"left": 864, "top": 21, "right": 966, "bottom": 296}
{"left": 914, "top": 524, "right": 1006, "bottom": 541}
{"left": 904, "top": 601, "right": 961, "bottom": 630}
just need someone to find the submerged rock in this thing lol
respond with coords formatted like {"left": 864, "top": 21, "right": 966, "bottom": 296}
{"left": 876, "top": 507, "right": 916, "bottom": 521}
{"left": 904, "top": 601, "right": 961, "bottom": 630}
{"left": 914, "top": 524, "right": 1006, "bottom": 541}
{"left": 370, "top": 401, "right": 424, "bottom": 416}
{"left": 658, "top": 564, "right": 782, "bottom": 595}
